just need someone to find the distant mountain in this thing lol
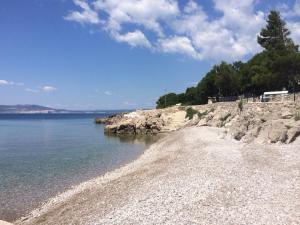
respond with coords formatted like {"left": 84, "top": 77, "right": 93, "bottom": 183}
{"left": 0, "top": 105, "right": 128, "bottom": 114}
{"left": 0, "top": 105, "right": 64, "bottom": 114}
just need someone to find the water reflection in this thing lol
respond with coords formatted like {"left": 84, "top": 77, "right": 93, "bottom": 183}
{"left": 104, "top": 133, "right": 165, "bottom": 146}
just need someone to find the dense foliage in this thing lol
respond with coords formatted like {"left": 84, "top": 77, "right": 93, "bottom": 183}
{"left": 185, "top": 107, "right": 199, "bottom": 120}
{"left": 156, "top": 11, "right": 300, "bottom": 109}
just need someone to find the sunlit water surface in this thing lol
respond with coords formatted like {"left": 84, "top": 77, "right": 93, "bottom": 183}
{"left": 0, "top": 114, "right": 156, "bottom": 221}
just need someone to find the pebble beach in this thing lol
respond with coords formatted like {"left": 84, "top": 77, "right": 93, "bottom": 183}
{"left": 16, "top": 126, "right": 300, "bottom": 225}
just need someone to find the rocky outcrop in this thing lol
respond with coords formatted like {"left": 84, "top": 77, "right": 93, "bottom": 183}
{"left": 100, "top": 101, "right": 300, "bottom": 144}
{"left": 193, "top": 102, "right": 300, "bottom": 144}
{"left": 0, "top": 220, "right": 13, "bottom": 225}
{"left": 104, "top": 108, "right": 187, "bottom": 135}
{"left": 95, "top": 113, "right": 127, "bottom": 124}
{"left": 287, "top": 126, "right": 300, "bottom": 143}
{"left": 95, "top": 118, "right": 110, "bottom": 124}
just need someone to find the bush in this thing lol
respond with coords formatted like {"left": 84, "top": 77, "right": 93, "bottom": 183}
{"left": 238, "top": 100, "right": 244, "bottom": 112}
{"left": 295, "top": 112, "right": 300, "bottom": 121}
{"left": 185, "top": 107, "right": 199, "bottom": 120}
{"left": 197, "top": 110, "right": 208, "bottom": 119}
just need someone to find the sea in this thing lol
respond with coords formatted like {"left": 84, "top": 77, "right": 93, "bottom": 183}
{"left": 0, "top": 113, "right": 156, "bottom": 222}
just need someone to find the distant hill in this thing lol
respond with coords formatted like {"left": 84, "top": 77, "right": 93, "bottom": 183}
{"left": 0, "top": 105, "right": 63, "bottom": 114}
{"left": 0, "top": 105, "right": 129, "bottom": 114}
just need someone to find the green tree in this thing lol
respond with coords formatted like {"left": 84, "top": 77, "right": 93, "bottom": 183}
{"left": 214, "top": 62, "right": 240, "bottom": 96}
{"left": 184, "top": 87, "right": 198, "bottom": 105}
{"left": 196, "top": 70, "right": 218, "bottom": 104}
{"left": 156, "top": 11, "right": 300, "bottom": 108}
{"left": 177, "top": 93, "right": 186, "bottom": 104}
{"left": 156, "top": 93, "right": 178, "bottom": 109}
{"left": 274, "top": 53, "right": 300, "bottom": 93}
{"left": 245, "top": 51, "right": 278, "bottom": 93}
{"left": 257, "top": 11, "right": 298, "bottom": 53}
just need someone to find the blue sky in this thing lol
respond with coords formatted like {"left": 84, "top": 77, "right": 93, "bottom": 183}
{"left": 1, "top": 0, "right": 300, "bottom": 110}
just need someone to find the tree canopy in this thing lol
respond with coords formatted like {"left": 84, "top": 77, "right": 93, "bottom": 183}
{"left": 156, "top": 11, "right": 300, "bottom": 109}
{"left": 257, "top": 11, "right": 299, "bottom": 53}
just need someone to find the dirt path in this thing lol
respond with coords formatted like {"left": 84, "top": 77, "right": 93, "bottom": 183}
{"left": 17, "top": 127, "right": 300, "bottom": 225}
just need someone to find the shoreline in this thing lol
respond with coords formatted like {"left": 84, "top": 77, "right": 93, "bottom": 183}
{"left": 16, "top": 126, "right": 300, "bottom": 225}
{"left": 15, "top": 131, "right": 171, "bottom": 225}
{"left": 0, "top": 118, "right": 158, "bottom": 223}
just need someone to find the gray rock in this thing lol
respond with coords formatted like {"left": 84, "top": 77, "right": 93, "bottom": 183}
{"left": 104, "top": 124, "right": 118, "bottom": 134}
{"left": 286, "top": 126, "right": 300, "bottom": 143}
{"left": 117, "top": 123, "right": 136, "bottom": 134}
{"left": 232, "top": 130, "right": 246, "bottom": 141}
{"left": 267, "top": 121, "right": 288, "bottom": 143}
{"left": 281, "top": 110, "right": 294, "bottom": 119}
{"left": 197, "top": 118, "right": 207, "bottom": 127}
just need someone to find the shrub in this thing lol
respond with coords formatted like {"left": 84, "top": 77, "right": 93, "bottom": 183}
{"left": 295, "top": 112, "right": 300, "bottom": 121}
{"left": 197, "top": 110, "right": 208, "bottom": 119}
{"left": 219, "top": 121, "right": 226, "bottom": 128}
{"left": 185, "top": 107, "right": 199, "bottom": 120}
{"left": 238, "top": 100, "right": 244, "bottom": 112}
{"left": 285, "top": 125, "right": 292, "bottom": 130}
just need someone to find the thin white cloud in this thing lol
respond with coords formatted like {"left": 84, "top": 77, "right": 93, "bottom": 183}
{"left": 104, "top": 90, "right": 112, "bottom": 96}
{"left": 158, "top": 36, "right": 202, "bottom": 60}
{"left": 170, "top": 0, "right": 265, "bottom": 60}
{"left": 65, "top": 0, "right": 101, "bottom": 24}
{"left": 288, "top": 21, "right": 300, "bottom": 45}
{"left": 295, "top": 0, "right": 300, "bottom": 16}
{"left": 93, "top": 0, "right": 179, "bottom": 36}
{"left": 25, "top": 88, "right": 39, "bottom": 93}
{"left": 280, "top": 0, "right": 300, "bottom": 49}
{"left": 112, "top": 30, "right": 151, "bottom": 48}
{"left": 184, "top": 0, "right": 199, "bottom": 14}
{"left": 65, "top": 0, "right": 300, "bottom": 61}
{"left": 41, "top": 86, "right": 57, "bottom": 92}
{"left": 0, "top": 79, "right": 24, "bottom": 86}
{"left": 0, "top": 80, "right": 9, "bottom": 85}
{"left": 281, "top": 0, "right": 300, "bottom": 18}
{"left": 122, "top": 101, "right": 137, "bottom": 106}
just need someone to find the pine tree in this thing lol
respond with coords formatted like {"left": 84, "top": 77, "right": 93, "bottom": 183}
{"left": 257, "top": 11, "right": 298, "bottom": 52}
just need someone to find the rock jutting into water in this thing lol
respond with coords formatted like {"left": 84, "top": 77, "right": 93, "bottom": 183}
{"left": 95, "top": 112, "right": 127, "bottom": 125}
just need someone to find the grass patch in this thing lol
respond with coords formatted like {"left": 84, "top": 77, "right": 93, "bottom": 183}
{"left": 285, "top": 125, "right": 292, "bottom": 130}
{"left": 197, "top": 110, "right": 208, "bottom": 119}
{"left": 219, "top": 121, "right": 226, "bottom": 128}
{"left": 238, "top": 100, "right": 244, "bottom": 112}
{"left": 185, "top": 107, "right": 199, "bottom": 120}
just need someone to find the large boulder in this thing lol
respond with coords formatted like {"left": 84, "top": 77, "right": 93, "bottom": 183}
{"left": 232, "top": 129, "right": 246, "bottom": 141}
{"left": 286, "top": 126, "right": 300, "bottom": 143}
{"left": 267, "top": 121, "right": 288, "bottom": 143}
{"left": 104, "top": 124, "right": 118, "bottom": 134}
{"left": 230, "top": 116, "right": 249, "bottom": 141}
{"left": 117, "top": 123, "right": 136, "bottom": 134}
{"left": 281, "top": 109, "right": 294, "bottom": 119}
{"left": 197, "top": 118, "right": 208, "bottom": 127}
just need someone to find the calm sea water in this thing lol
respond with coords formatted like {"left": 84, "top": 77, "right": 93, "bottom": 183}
{"left": 0, "top": 113, "right": 154, "bottom": 221}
